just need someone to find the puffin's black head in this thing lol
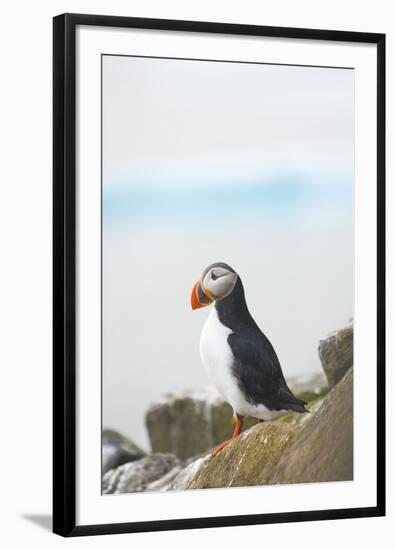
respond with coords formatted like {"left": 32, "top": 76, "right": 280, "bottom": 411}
{"left": 191, "top": 262, "right": 239, "bottom": 310}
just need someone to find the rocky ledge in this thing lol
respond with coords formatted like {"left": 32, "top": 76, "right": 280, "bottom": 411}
{"left": 171, "top": 367, "right": 353, "bottom": 490}
{"left": 103, "top": 321, "right": 353, "bottom": 493}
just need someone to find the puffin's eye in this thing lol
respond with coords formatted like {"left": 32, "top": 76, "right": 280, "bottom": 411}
{"left": 211, "top": 270, "right": 219, "bottom": 281}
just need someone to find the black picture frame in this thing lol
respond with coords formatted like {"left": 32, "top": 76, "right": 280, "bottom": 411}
{"left": 53, "top": 13, "right": 386, "bottom": 537}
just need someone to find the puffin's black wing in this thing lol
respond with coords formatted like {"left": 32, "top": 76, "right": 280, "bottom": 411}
{"left": 228, "top": 330, "right": 308, "bottom": 413}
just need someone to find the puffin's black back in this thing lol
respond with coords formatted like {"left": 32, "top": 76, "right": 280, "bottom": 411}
{"left": 216, "top": 277, "right": 308, "bottom": 414}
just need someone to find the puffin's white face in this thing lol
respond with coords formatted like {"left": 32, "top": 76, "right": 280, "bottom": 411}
{"left": 191, "top": 263, "right": 238, "bottom": 310}
{"left": 202, "top": 266, "right": 238, "bottom": 300}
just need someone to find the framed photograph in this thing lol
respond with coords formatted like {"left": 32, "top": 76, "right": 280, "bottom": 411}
{"left": 53, "top": 13, "right": 385, "bottom": 537}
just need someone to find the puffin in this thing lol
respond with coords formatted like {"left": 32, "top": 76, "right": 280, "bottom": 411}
{"left": 191, "top": 262, "right": 308, "bottom": 458}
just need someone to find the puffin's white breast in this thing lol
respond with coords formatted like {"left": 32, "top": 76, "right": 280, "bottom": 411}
{"left": 199, "top": 308, "right": 247, "bottom": 414}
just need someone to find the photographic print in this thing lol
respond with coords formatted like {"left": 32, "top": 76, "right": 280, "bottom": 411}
{"left": 53, "top": 14, "right": 385, "bottom": 535}
{"left": 101, "top": 54, "right": 354, "bottom": 494}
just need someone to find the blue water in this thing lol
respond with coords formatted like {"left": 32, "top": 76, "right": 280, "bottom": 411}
{"left": 103, "top": 175, "right": 353, "bottom": 227}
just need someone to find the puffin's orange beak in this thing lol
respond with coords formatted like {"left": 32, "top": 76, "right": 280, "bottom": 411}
{"left": 191, "top": 280, "right": 213, "bottom": 310}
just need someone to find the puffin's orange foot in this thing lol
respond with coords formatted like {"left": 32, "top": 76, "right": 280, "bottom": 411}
{"left": 211, "top": 416, "right": 244, "bottom": 458}
{"left": 211, "top": 438, "right": 235, "bottom": 458}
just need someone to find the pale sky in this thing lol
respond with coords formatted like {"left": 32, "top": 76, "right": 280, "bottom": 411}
{"left": 103, "top": 55, "right": 353, "bottom": 188}
{"left": 102, "top": 55, "right": 354, "bottom": 449}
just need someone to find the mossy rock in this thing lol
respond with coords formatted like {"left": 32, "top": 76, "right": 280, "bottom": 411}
{"left": 173, "top": 369, "right": 353, "bottom": 489}
{"left": 271, "top": 368, "right": 353, "bottom": 484}
{"left": 186, "top": 422, "right": 301, "bottom": 489}
{"left": 146, "top": 396, "right": 213, "bottom": 460}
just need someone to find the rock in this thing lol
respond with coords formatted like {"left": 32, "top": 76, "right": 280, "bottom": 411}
{"left": 102, "top": 429, "right": 145, "bottom": 474}
{"left": 171, "top": 457, "right": 210, "bottom": 490}
{"left": 175, "top": 422, "right": 300, "bottom": 490}
{"left": 271, "top": 368, "right": 353, "bottom": 484}
{"left": 145, "top": 465, "right": 184, "bottom": 492}
{"left": 318, "top": 322, "right": 353, "bottom": 388}
{"left": 172, "top": 368, "right": 353, "bottom": 489}
{"left": 146, "top": 390, "right": 215, "bottom": 460}
{"left": 102, "top": 453, "right": 180, "bottom": 494}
